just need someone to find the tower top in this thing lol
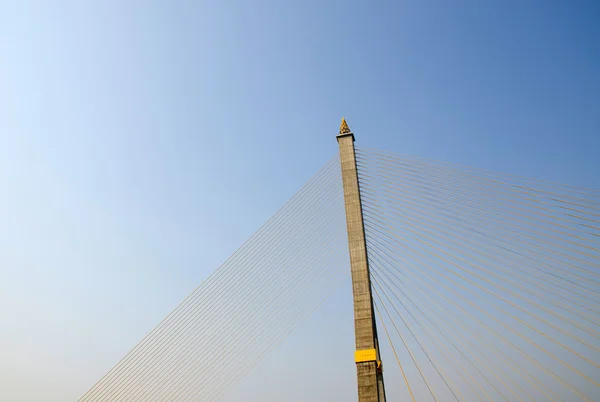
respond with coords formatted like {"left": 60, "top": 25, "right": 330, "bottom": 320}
{"left": 340, "top": 117, "right": 352, "bottom": 134}
{"left": 337, "top": 117, "right": 355, "bottom": 142}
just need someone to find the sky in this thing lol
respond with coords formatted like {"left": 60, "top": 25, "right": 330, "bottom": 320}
{"left": 1, "top": 1, "right": 599, "bottom": 401}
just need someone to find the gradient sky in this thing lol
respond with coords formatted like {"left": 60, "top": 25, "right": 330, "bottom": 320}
{"left": 1, "top": 1, "right": 599, "bottom": 401}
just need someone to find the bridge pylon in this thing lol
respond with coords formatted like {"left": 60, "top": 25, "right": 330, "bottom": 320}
{"left": 337, "top": 118, "right": 386, "bottom": 402}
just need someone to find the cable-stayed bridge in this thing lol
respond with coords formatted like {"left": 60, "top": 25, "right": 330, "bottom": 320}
{"left": 79, "top": 120, "right": 600, "bottom": 401}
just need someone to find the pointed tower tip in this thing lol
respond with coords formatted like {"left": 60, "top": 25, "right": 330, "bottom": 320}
{"left": 339, "top": 117, "right": 352, "bottom": 134}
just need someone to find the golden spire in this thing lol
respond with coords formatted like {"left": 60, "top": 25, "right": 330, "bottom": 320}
{"left": 339, "top": 117, "right": 352, "bottom": 134}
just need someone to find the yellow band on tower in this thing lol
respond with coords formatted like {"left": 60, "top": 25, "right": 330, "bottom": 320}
{"left": 354, "top": 348, "right": 377, "bottom": 363}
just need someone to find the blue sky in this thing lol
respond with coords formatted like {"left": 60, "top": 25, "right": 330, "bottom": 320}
{"left": 1, "top": 1, "right": 599, "bottom": 401}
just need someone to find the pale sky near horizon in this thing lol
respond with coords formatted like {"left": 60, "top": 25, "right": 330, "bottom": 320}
{"left": 1, "top": 1, "right": 599, "bottom": 401}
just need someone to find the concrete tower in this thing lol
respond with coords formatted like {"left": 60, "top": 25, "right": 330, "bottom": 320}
{"left": 337, "top": 118, "right": 386, "bottom": 402}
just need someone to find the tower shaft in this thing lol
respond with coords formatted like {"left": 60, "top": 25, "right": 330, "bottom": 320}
{"left": 337, "top": 119, "right": 386, "bottom": 402}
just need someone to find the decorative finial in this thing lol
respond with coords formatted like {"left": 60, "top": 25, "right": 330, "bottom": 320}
{"left": 340, "top": 117, "right": 352, "bottom": 134}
